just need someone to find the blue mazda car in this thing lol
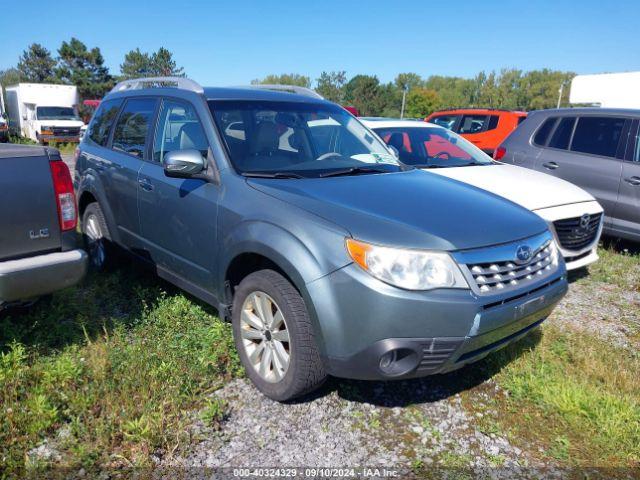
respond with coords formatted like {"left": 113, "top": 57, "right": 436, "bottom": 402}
{"left": 75, "top": 78, "right": 568, "bottom": 401}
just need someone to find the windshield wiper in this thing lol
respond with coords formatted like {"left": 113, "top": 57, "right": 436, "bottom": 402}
{"left": 319, "top": 166, "right": 389, "bottom": 178}
{"left": 242, "top": 171, "right": 304, "bottom": 179}
{"left": 415, "top": 164, "right": 451, "bottom": 169}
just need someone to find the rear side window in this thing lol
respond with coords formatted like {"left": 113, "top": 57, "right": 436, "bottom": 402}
{"left": 571, "top": 116, "right": 626, "bottom": 158}
{"left": 112, "top": 98, "right": 157, "bottom": 159}
{"left": 548, "top": 117, "right": 576, "bottom": 150}
{"left": 430, "top": 115, "right": 458, "bottom": 130}
{"left": 459, "top": 115, "right": 488, "bottom": 134}
{"left": 517, "top": 116, "right": 527, "bottom": 125}
{"left": 87, "top": 99, "right": 122, "bottom": 146}
{"left": 153, "top": 100, "right": 209, "bottom": 163}
{"left": 533, "top": 117, "right": 557, "bottom": 146}
{"left": 487, "top": 115, "right": 500, "bottom": 131}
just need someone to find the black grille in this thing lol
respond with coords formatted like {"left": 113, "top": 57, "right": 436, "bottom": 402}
{"left": 416, "top": 339, "right": 463, "bottom": 373}
{"left": 553, "top": 213, "right": 602, "bottom": 251}
{"left": 51, "top": 126, "right": 81, "bottom": 136}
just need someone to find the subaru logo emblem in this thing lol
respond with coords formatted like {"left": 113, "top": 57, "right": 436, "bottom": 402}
{"left": 579, "top": 213, "right": 590, "bottom": 230}
{"left": 515, "top": 245, "right": 532, "bottom": 264}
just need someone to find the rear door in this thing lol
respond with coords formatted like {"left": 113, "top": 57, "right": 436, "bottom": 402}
{"left": 137, "top": 97, "right": 219, "bottom": 292}
{"left": 536, "top": 115, "right": 625, "bottom": 222}
{"left": 103, "top": 97, "right": 158, "bottom": 248}
{"left": 614, "top": 119, "right": 640, "bottom": 239}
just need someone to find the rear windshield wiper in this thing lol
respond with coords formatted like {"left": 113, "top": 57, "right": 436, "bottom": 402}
{"left": 319, "top": 166, "right": 389, "bottom": 178}
{"left": 242, "top": 171, "right": 304, "bottom": 179}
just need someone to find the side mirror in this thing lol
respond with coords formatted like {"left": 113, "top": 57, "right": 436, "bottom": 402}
{"left": 388, "top": 145, "right": 399, "bottom": 158}
{"left": 163, "top": 149, "right": 205, "bottom": 178}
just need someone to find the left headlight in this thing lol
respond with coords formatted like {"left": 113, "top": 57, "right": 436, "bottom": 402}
{"left": 346, "top": 238, "right": 469, "bottom": 291}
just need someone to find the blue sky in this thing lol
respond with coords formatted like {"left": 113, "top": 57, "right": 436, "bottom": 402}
{"left": 2, "top": 0, "right": 639, "bottom": 85}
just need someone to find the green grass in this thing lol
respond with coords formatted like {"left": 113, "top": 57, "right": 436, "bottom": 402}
{"left": 482, "top": 324, "right": 640, "bottom": 467}
{"left": 0, "top": 266, "right": 241, "bottom": 476}
{"left": 585, "top": 242, "right": 640, "bottom": 291}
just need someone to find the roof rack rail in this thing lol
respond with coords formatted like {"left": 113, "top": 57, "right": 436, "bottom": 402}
{"left": 110, "top": 77, "right": 204, "bottom": 95}
{"left": 249, "top": 84, "right": 324, "bottom": 100}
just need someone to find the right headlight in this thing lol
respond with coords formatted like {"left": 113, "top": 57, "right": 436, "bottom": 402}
{"left": 345, "top": 238, "right": 469, "bottom": 291}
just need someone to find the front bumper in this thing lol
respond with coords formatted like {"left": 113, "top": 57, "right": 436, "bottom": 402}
{"left": 0, "top": 249, "right": 88, "bottom": 304}
{"left": 38, "top": 134, "right": 80, "bottom": 143}
{"left": 307, "top": 260, "right": 567, "bottom": 381}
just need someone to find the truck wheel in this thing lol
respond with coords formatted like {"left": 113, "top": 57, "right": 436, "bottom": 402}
{"left": 82, "top": 203, "right": 113, "bottom": 270}
{"left": 232, "top": 269, "right": 326, "bottom": 401}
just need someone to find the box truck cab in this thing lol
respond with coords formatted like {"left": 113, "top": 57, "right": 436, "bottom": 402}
{"left": 5, "top": 83, "right": 85, "bottom": 144}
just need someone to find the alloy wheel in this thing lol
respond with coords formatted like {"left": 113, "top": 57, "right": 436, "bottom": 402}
{"left": 240, "top": 291, "right": 291, "bottom": 383}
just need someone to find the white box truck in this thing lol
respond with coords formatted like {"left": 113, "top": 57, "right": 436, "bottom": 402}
{"left": 0, "top": 87, "right": 8, "bottom": 142}
{"left": 5, "top": 83, "right": 85, "bottom": 143}
{"left": 569, "top": 71, "right": 640, "bottom": 108}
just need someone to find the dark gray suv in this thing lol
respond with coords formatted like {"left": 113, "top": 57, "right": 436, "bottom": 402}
{"left": 498, "top": 108, "right": 640, "bottom": 242}
{"left": 75, "top": 77, "right": 567, "bottom": 401}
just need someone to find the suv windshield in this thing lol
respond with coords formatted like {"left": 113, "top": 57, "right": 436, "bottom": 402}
{"left": 372, "top": 126, "right": 493, "bottom": 168}
{"left": 209, "top": 100, "right": 402, "bottom": 178}
{"left": 36, "top": 106, "right": 79, "bottom": 121}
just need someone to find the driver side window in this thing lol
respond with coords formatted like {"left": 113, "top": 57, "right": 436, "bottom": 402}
{"left": 153, "top": 100, "right": 209, "bottom": 164}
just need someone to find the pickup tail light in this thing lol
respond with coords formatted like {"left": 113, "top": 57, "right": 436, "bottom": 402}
{"left": 493, "top": 146, "right": 506, "bottom": 160}
{"left": 49, "top": 160, "right": 77, "bottom": 231}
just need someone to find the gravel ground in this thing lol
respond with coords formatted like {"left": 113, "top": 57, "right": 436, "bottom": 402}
{"left": 157, "top": 276, "right": 636, "bottom": 478}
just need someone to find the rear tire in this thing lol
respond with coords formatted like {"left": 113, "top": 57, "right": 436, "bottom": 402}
{"left": 232, "top": 269, "right": 326, "bottom": 401}
{"left": 81, "top": 202, "right": 113, "bottom": 271}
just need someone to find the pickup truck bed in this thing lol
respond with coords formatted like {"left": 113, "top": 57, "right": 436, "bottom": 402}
{"left": 0, "top": 144, "right": 87, "bottom": 308}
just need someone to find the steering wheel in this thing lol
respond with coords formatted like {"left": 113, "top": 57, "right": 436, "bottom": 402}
{"left": 432, "top": 151, "right": 451, "bottom": 160}
{"left": 317, "top": 152, "right": 342, "bottom": 161}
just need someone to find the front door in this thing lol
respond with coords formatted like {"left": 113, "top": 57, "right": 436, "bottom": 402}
{"left": 137, "top": 98, "right": 219, "bottom": 292}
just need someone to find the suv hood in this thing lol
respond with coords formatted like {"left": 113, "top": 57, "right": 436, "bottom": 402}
{"left": 428, "top": 163, "right": 595, "bottom": 211}
{"left": 247, "top": 170, "right": 548, "bottom": 251}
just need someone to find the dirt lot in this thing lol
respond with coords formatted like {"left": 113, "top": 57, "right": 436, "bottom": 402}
{"left": 1, "top": 153, "right": 638, "bottom": 478}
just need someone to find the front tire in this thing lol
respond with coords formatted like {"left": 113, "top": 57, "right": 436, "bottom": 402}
{"left": 232, "top": 270, "right": 326, "bottom": 401}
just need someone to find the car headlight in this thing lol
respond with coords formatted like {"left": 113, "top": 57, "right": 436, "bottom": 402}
{"left": 346, "top": 238, "right": 469, "bottom": 290}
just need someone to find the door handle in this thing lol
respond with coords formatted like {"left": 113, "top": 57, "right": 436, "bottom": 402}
{"left": 138, "top": 178, "right": 154, "bottom": 191}
{"left": 624, "top": 176, "right": 640, "bottom": 186}
{"left": 542, "top": 162, "right": 559, "bottom": 170}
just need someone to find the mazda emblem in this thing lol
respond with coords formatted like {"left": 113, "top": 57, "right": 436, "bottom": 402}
{"left": 579, "top": 213, "right": 590, "bottom": 230}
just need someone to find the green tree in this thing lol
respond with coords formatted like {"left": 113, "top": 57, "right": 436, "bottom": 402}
{"left": 0, "top": 68, "right": 24, "bottom": 114}
{"left": 17, "top": 44, "right": 57, "bottom": 83}
{"left": 394, "top": 72, "right": 424, "bottom": 91}
{"left": 343, "top": 75, "right": 386, "bottom": 116}
{"left": 424, "top": 75, "right": 476, "bottom": 108}
{"left": 150, "top": 47, "right": 184, "bottom": 77}
{"left": 251, "top": 73, "right": 311, "bottom": 88}
{"left": 315, "top": 71, "right": 347, "bottom": 102}
{"left": 405, "top": 88, "right": 442, "bottom": 118}
{"left": 120, "top": 48, "right": 152, "bottom": 79}
{"left": 120, "top": 47, "right": 185, "bottom": 79}
{"left": 55, "top": 38, "right": 113, "bottom": 98}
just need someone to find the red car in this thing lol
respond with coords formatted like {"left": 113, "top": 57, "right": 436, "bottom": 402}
{"left": 425, "top": 108, "right": 527, "bottom": 155}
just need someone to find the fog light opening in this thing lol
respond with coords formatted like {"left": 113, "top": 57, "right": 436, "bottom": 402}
{"left": 379, "top": 350, "right": 398, "bottom": 372}
{"left": 378, "top": 348, "right": 419, "bottom": 376}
